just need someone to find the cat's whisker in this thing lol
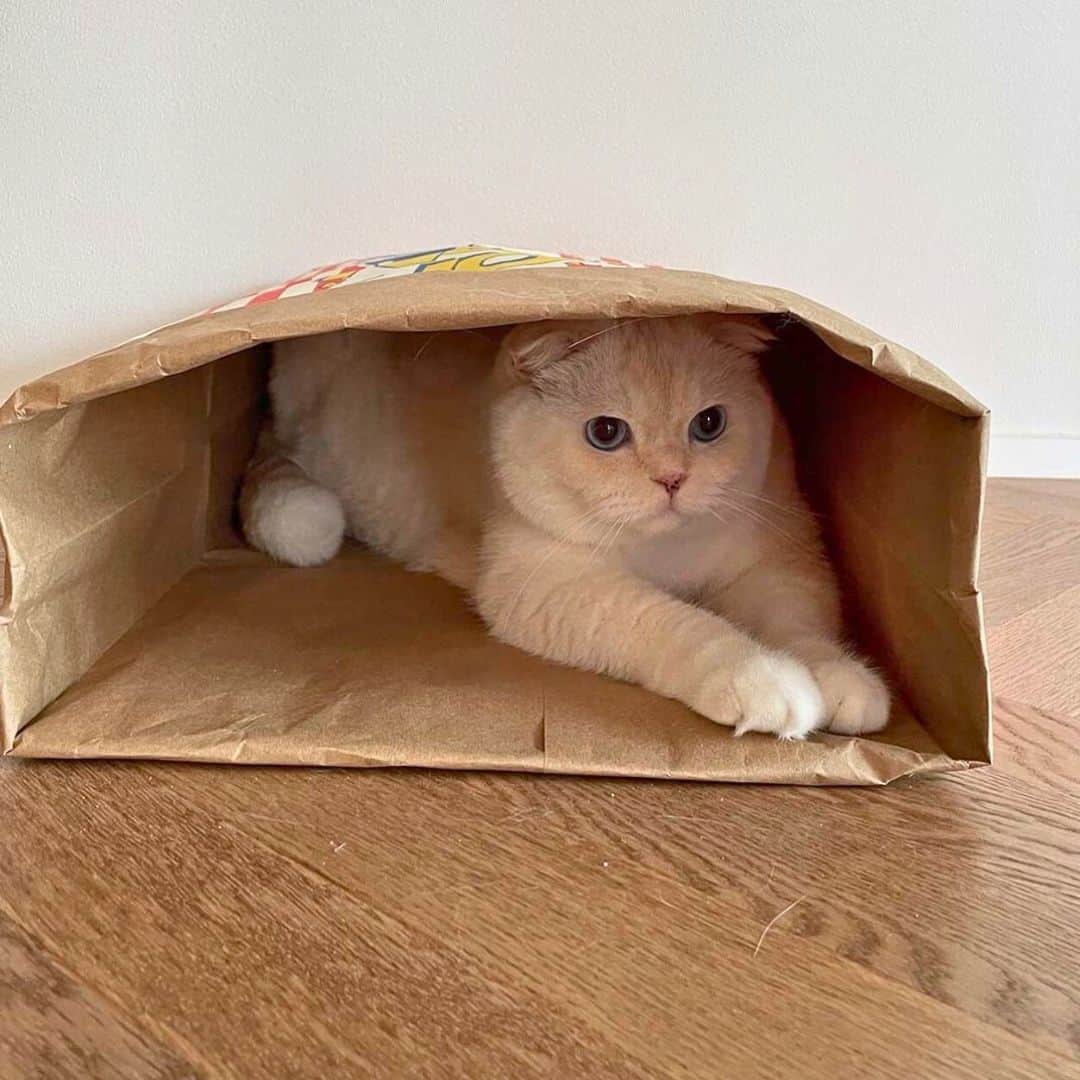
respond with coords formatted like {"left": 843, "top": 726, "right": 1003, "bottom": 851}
{"left": 565, "top": 318, "right": 648, "bottom": 353}
{"left": 568, "top": 513, "right": 633, "bottom": 587}
{"left": 707, "top": 499, "right": 818, "bottom": 558}
{"left": 505, "top": 506, "right": 608, "bottom": 615}
{"left": 715, "top": 493, "right": 824, "bottom": 552}
{"left": 411, "top": 334, "right": 436, "bottom": 362}
{"left": 709, "top": 490, "right": 802, "bottom": 534}
{"left": 588, "top": 513, "right": 628, "bottom": 561}
{"left": 709, "top": 498, "right": 794, "bottom": 544}
{"left": 725, "top": 487, "right": 824, "bottom": 521}
{"left": 600, "top": 515, "right": 632, "bottom": 557}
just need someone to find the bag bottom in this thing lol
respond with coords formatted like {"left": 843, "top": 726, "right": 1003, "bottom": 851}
{"left": 9, "top": 546, "right": 972, "bottom": 785}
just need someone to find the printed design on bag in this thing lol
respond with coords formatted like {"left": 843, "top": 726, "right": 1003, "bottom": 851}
{"left": 202, "top": 245, "right": 658, "bottom": 314}
{"left": 362, "top": 246, "right": 565, "bottom": 273}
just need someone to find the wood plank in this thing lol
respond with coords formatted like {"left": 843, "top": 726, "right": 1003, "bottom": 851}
{"left": 991, "top": 698, "right": 1080, "bottom": 792}
{"left": 0, "top": 762, "right": 656, "bottom": 1080}
{"left": 148, "top": 759, "right": 1080, "bottom": 1071}
{"left": 989, "top": 585, "right": 1080, "bottom": 717}
{"left": 979, "top": 514, "right": 1080, "bottom": 626}
{"left": 0, "top": 910, "right": 198, "bottom": 1080}
{"left": 989, "top": 479, "right": 1080, "bottom": 522}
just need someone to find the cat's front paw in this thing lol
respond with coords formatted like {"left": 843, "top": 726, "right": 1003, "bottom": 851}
{"left": 728, "top": 652, "right": 827, "bottom": 740}
{"left": 811, "top": 658, "right": 890, "bottom": 735}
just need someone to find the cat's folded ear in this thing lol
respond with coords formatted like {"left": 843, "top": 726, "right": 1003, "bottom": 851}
{"left": 497, "top": 314, "right": 776, "bottom": 385}
{"left": 695, "top": 313, "right": 777, "bottom": 356}
{"left": 497, "top": 320, "right": 612, "bottom": 384}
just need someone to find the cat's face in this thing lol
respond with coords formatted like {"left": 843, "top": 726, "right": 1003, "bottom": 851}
{"left": 490, "top": 315, "right": 776, "bottom": 544}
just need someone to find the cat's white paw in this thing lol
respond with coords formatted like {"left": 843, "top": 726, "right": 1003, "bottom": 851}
{"left": 729, "top": 652, "right": 827, "bottom": 740}
{"left": 812, "top": 658, "right": 890, "bottom": 735}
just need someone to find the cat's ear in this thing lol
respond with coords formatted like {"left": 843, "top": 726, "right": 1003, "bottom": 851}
{"left": 695, "top": 314, "right": 776, "bottom": 356}
{"left": 497, "top": 320, "right": 610, "bottom": 384}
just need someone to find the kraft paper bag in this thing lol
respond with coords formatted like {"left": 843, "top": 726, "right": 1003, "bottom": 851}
{"left": 0, "top": 246, "right": 991, "bottom": 784}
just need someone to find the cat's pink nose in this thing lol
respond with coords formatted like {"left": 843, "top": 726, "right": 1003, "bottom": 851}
{"left": 652, "top": 471, "right": 687, "bottom": 495}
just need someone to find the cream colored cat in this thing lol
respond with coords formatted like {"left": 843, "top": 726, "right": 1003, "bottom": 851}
{"left": 241, "top": 315, "right": 889, "bottom": 739}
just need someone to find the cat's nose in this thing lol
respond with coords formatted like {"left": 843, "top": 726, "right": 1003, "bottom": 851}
{"left": 652, "top": 471, "right": 687, "bottom": 495}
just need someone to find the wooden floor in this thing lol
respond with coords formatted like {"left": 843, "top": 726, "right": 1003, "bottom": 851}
{"left": 2, "top": 478, "right": 1078, "bottom": 1080}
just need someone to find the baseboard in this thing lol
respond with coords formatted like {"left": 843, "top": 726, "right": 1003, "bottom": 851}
{"left": 989, "top": 434, "right": 1080, "bottom": 478}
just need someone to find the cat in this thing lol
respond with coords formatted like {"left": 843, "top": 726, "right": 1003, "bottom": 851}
{"left": 240, "top": 315, "right": 890, "bottom": 739}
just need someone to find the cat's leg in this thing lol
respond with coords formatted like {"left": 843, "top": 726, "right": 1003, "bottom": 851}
{"left": 476, "top": 529, "right": 827, "bottom": 739}
{"left": 240, "top": 431, "right": 345, "bottom": 567}
{"left": 706, "top": 555, "right": 890, "bottom": 735}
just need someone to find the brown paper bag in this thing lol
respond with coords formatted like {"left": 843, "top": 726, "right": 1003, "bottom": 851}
{"left": 0, "top": 246, "right": 990, "bottom": 784}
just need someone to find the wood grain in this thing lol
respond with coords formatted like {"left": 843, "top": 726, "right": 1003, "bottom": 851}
{"left": 0, "top": 913, "right": 194, "bottom": 1080}
{"left": 1, "top": 478, "right": 1078, "bottom": 1079}
{"left": 989, "top": 585, "right": 1080, "bottom": 716}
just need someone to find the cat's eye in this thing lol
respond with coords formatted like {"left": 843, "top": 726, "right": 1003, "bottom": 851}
{"left": 689, "top": 405, "right": 727, "bottom": 443}
{"left": 585, "top": 416, "right": 630, "bottom": 451}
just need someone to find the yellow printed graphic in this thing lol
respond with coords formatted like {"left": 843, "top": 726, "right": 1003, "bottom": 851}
{"left": 366, "top": 246, "right": 564, "bottom": 273}
{"left": 202, "top": 244, "right": 651, "bottom": 315}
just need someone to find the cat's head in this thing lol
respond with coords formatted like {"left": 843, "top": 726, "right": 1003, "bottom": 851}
{"left": 490, "top": 314, "right": 777, "bottom": 543}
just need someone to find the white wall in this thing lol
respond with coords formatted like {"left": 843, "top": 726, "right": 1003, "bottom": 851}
{"left": 3, "top": 1, "right": 1077, "bottom": 475}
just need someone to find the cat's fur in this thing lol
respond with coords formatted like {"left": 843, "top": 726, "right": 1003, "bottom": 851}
{"left": 241, "top": 315, "right": 889, "bottom": 739}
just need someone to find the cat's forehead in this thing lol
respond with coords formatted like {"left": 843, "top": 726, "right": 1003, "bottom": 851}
{"left": 556, "top": 320, "right": 750, "bottom": 410}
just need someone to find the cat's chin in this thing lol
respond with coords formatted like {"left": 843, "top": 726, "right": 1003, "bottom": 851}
{"left": 630, "top": 506, "right": 691, "bottom": 537}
